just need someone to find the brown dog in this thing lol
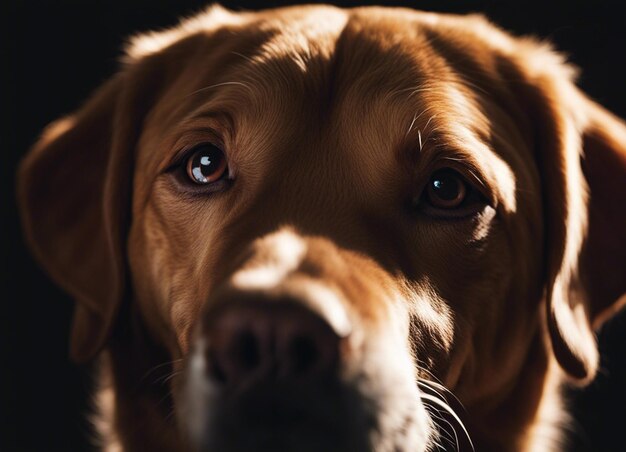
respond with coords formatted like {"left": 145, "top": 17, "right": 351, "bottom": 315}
{"left": 17, "top": 4, "right": 626, "bottom": 451}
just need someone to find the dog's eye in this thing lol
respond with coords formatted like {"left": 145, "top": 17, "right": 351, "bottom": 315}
{"left": 426, "top": 169, "right": 467, "bottom": 209}
{"left": 185, "top": 144, "right": 228, "bottom": 184}
{"left": 416, "top": 169, "right": 486, "bottom": 218}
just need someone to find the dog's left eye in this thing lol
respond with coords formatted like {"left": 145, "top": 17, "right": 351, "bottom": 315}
{"left": 417, "top": 169, "right": 486, "bottom": 217}
{"left": 425, "top": 169, "right": 469, "bottom": 209}
{"left": 185, "top": 144, "right": 228, "bottom": 184}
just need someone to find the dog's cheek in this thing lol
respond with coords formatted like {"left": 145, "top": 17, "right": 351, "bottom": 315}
{"left": 128, "top": 185, "right": 237, "bottom": 355}
{"left": 127, "top": 207, "right": 183, "bottom": 354}
{"left": 408, "top": 212, "right": 542, "bottom": 401}
{"left": 455, "top": 230, "right": 543, "bottom": 403}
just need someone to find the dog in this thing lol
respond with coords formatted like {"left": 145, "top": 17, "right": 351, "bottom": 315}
{"left": 17, "top": 4, "right": 626, "bottom": 451}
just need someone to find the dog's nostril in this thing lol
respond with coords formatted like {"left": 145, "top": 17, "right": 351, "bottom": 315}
{"left": 290, "top": 335, "right": 318, "bottom": 376}
{"left": 205, "top": 302, "right": 342, "bottom": 387}
{"left": 232, "top": 330, "right": 261, "bottom": 372}
{"left": 208, "top": 329, "right": 262, "bottom": 384}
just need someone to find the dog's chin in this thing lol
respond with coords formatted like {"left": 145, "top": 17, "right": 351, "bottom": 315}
{"left": 189, "top": 379, "right": 370, "bottom": 452}
{"left": 181, "top": 352, "right": 433, "bottom": 452}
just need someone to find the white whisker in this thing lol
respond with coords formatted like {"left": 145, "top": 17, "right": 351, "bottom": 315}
{"left": 423, "top": 114, "right": 438, "bottom": 132}
{"left": 231, "top": 51, "right": 257, "bottom": 64}
{"left": 140, "top": 358, "right": 184, "bottom": 384}
{"left": 406, "top": 112, "right": 419, "bottom": 138}
{"left": 424, "top": 404, "right": 457, "bottom": 447}
{"left": 427, "top": 406, "right": 460, "bottom": 450}
{"left": 420, "top": 393, "right": 475, "bottom": 451}
{"left": 418, "top": 377, "right": 466, "bottom": 410}
{"left": 186, "top": 81, "right": 252, "bottom": 98}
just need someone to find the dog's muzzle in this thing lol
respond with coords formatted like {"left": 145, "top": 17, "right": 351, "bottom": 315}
{"left": 182, "top": 230, "right": 434, "bottom": 452}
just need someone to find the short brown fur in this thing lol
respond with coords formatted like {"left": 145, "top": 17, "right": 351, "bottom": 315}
{"left": 18, "top": 4, "right": 626, "bottom": 451}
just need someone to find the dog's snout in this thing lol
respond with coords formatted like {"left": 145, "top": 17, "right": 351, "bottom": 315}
{"left": 206, "top": 302, "right": 341, "bottom": 386}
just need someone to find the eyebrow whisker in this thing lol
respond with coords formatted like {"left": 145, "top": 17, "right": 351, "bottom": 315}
{"left": 185, "top": 81, "right": 252, "bottom": 99}
{"left": 406, "top": 113, "right": 419, "bottom": 138}
{"left": 231, "top": 51, "right": 257, "bottom": 64}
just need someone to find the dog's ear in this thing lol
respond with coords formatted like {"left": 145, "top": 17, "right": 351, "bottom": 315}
{"left": 17, "top": 55, "right": 171, "bottom": 362}
{"left": 17, "top": 5, "right": 242, "bottom": 363}
{"left": 544, "top": 89, "right": 626, "bottom": 383}
{"left": 577, "top": 98, "right": 626, "bottom": 327}
{"left": 17, "top": 72, "right": 134, "bottom": 363}
{"left": 507, "top": 50, "right": 626, "bottom": 382}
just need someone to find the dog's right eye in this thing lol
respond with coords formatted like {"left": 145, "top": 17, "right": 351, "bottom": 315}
{"left": 415, "top": 168, "right": 488, "bottom": 218}
{"left": 185, "top": 144, "right": 228, "bottom": 184}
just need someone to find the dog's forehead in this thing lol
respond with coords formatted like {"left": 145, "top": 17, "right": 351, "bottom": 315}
{"left": 133, "top": 6, "right": 532, "bottom": 215}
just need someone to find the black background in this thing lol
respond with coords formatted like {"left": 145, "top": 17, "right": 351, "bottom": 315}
{"left": 2, "top": 1, "right": 625, "bottom": 451}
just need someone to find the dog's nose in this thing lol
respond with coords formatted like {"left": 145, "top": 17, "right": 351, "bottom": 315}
{"left": 205, "top": 302, "right": 341, "bottom": 386}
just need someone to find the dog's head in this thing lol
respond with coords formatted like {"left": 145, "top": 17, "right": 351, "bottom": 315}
{"left": 18, "top": 5, "right": 626, "bottom": 451}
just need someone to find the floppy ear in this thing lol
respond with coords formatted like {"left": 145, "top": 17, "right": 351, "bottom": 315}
{"left": 510, "top": 54, "right": 626, "bottom": 382}
{"left": 18, "top": 71, "right": 139, "bottom": 363}
{"left": 17, "top": 6, "right": 242, "bottom": 363}
{"left": 578, "top": 98, "right": 626, "bottom": 327}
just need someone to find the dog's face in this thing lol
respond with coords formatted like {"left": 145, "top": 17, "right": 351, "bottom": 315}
{"left": 18, "top": 5, "right": 626, "bottom": 451}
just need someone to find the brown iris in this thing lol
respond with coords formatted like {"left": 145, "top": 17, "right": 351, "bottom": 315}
{"left": 426, "top": 169, "right": 467, "bottom": 209}
{"left": 185, "top": 144, "right": 228, "bottom": 184}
